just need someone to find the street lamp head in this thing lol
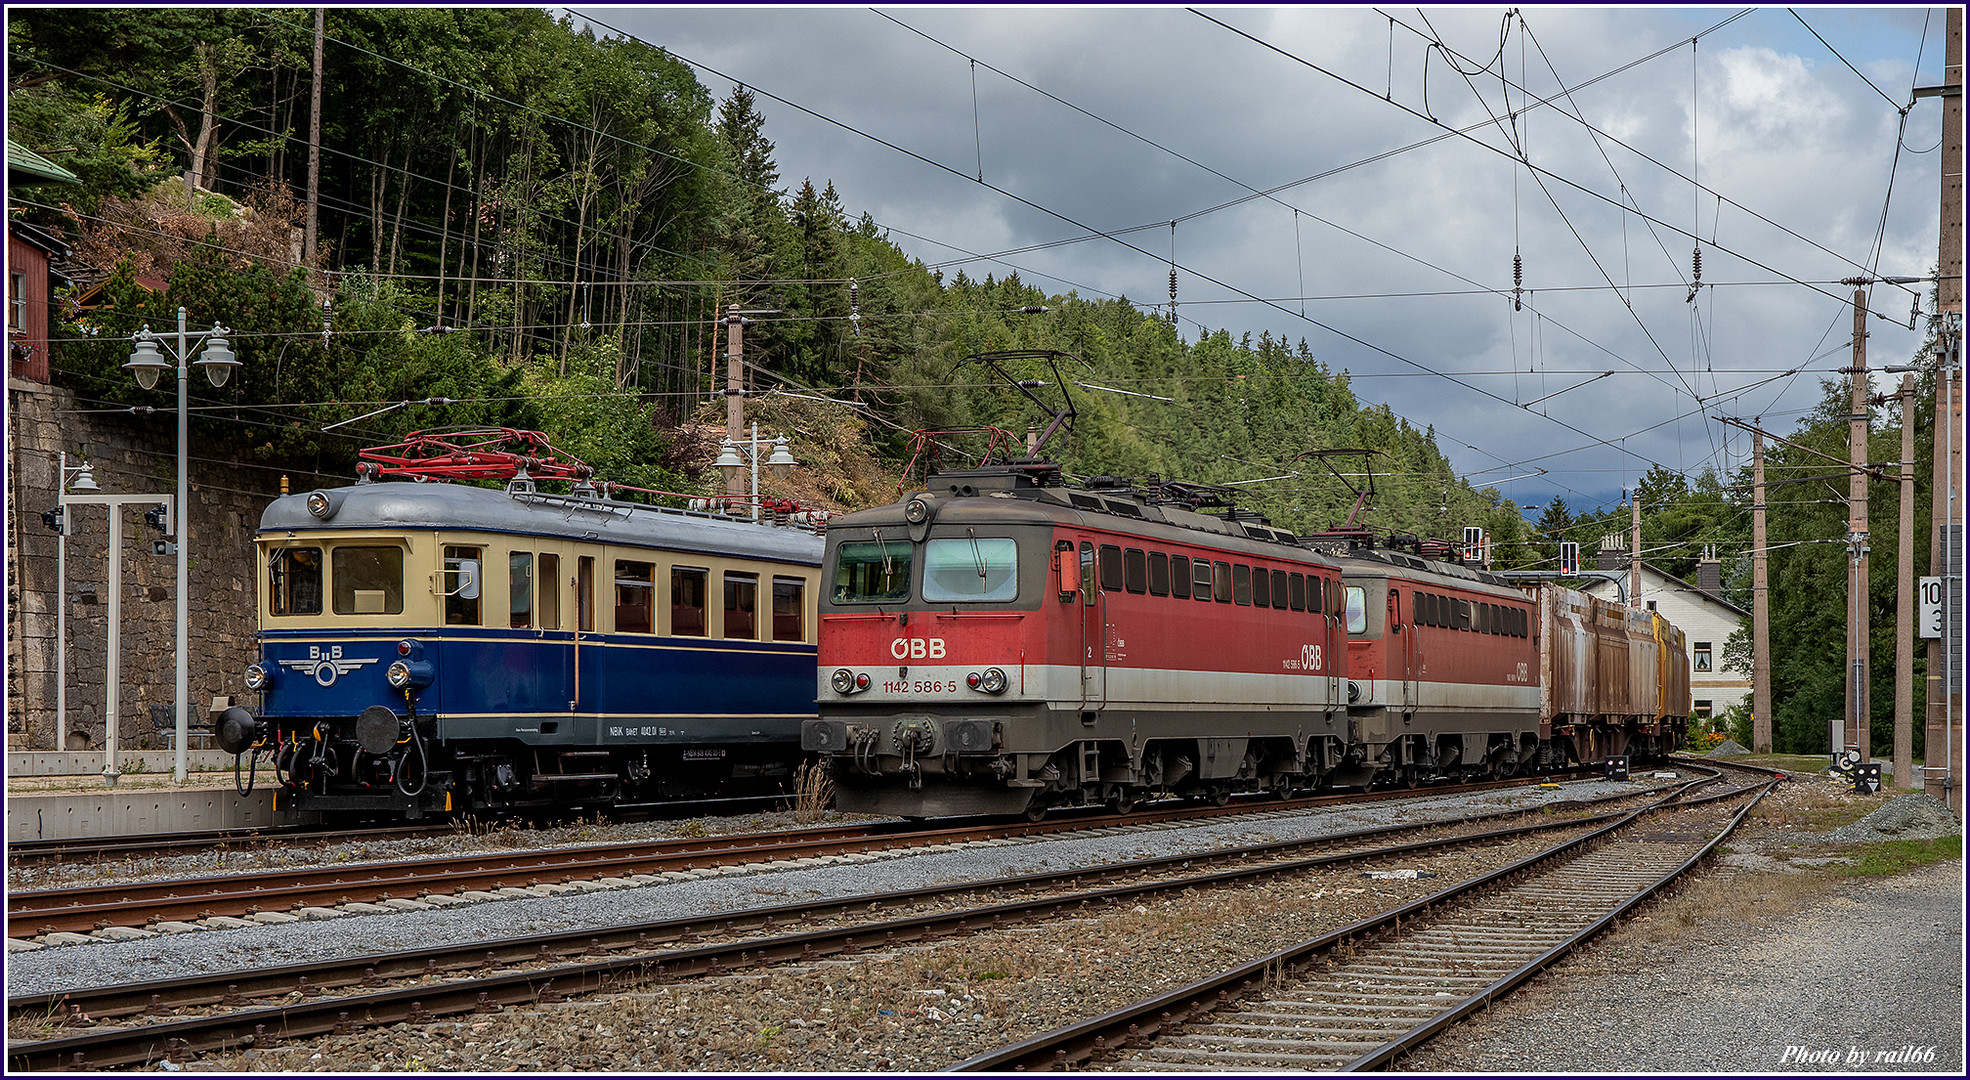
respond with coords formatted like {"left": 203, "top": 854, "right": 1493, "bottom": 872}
{"left": 713, "top": 441, "right": 745, "bottom": 479}
{"left": 195, "top": 328, "right": 240, "bottom": 387}
{"left": 766, "top": 436, "right": 797, "bottom": 478}
{"left": 124, "top": 337, "right": 170, "bottom": 391}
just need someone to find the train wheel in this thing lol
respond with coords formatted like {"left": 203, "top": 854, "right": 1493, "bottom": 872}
{"left": 1209, "top": 787, "right": 1232, "bottom": 807}
{"left": 1273, "top": 776, "right": 1296, "bottom": 801}
{"left": 1023, "top": 800, "right": 1048, "bottom": 823}
{"left": 1109, "top": 790, "right": 1139, "bottom": 814}
{"left": 1399, "top": 768, "right": 1420, "bottom": 790}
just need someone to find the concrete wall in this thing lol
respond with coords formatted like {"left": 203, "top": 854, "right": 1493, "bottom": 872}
{"left": 5, "top": 377, "right": 330, "bottom": 752}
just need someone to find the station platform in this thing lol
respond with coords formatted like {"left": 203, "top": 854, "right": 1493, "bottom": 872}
{"left": 5, "top": 751, "right": 298, "bottom": 843}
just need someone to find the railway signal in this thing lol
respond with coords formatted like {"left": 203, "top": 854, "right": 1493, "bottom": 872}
{"left": 1558, "top": 541, "right": 1580, "bottom": 576}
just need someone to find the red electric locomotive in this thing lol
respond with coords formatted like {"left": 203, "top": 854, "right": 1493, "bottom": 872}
{"left": 803, "top": 463, "right": 1349, "bottom": 819}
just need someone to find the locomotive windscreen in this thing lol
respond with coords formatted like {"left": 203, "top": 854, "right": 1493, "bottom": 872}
{"left": 922, "top": 536, "right": 1018, "bottom": 602}
{"left": 832, "top": 540, "right": 912, "bottom": 602}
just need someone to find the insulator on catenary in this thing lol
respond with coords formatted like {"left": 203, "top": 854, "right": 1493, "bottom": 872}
{"left": 1512, "top": 250, "right": 1523, "bottom": 312}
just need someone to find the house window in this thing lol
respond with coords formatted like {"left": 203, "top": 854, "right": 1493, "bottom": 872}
{"left": 1693, "top": 641, "right": 1713, "bottom": 672}
{"left": 1693, "top": 699, "right": 1713, "bottom": 719}
{"left": 9, "top": 271, "right": 26, "bottom": 330}
{"left": 1646, "top": 600, "right": 1657, "bottom": 611}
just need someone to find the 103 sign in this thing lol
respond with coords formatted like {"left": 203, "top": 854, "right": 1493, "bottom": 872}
{"left": 1918, "top": 576, "right": 1945, "bottom": 639}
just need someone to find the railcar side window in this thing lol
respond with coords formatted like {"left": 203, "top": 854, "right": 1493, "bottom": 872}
{"left": 510, "top": 552, "right": 533, "bottom": 629}
{"left": 671, "top": 566, "right": 708, "bottom": 636}
{"left": 1271, "top": 570, "right": 1289, "bottom": 610}
{"left": 1193, "top": 558, "right": 1214, "bottom": 601}
{"left": 1213, "top": 561, "right": 1233, "bottom": 603}
{"left": 1170, "top": 555, "right": 1191, "bottom": 599}
{"left": 269, "top": 546, "right": 324, "bottom": 616}
{"left": 1247, "top": 565, "right": 1265, "bottom": 607}
{"left": 1080, "top": 542, "right": 1096, "bottom": 606}
{"left": 832, "top": 540, "right": 913, "bottom": 603}
{"left": 1147, "top": 552, "right": 1169, "bottom": 596}
{"left": 615, "top": 560, "right": 654, "bottom": 634}
{"left": 1288, "top": 572, "right": 1306, "bottom": 611}
{"left": 1098, "top": 545, "right": 1123, "bottom": 593}
{"left": 923, "top": 537, "right": 1019, "bottom": 602}
{"left": 1344, "top": 586, "right": 1367, "bottom": 634}
{"left": 773, "top": 577, "right": 805, "bottom": 642}
{"left": 538, "top": 554, "right": 561, "bottom": 630}
{"left": 1123, "top": 548, "right": 1147, "bottom": 594}
{"left": 724, "top": 572, "right": 757, "bottom": 639}
{"left": 443, "top": 545, "right": 482, "bottom": 625}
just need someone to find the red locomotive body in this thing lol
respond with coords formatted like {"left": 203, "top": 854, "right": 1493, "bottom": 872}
{"left": 805, "top": 467, "right": 1347, "bottom": 818}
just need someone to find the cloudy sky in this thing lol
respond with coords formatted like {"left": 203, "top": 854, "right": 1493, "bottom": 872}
{"left": 565, "top": 5, "right": 1949, "bottom": 515}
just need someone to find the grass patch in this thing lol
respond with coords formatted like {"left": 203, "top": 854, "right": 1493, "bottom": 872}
{"left": 1845, "top": 835, "right": 1961, "bottom": 876}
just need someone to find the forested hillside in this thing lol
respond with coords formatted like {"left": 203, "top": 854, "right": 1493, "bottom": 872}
{"left": 8, "top": 8, "right": 1943, "bottom": 757}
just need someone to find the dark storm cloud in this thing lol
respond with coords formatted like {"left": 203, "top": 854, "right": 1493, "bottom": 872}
{"left": 568, "top": 5, "right": 1945, "bottom": 511}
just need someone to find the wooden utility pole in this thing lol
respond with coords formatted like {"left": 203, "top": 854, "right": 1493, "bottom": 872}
{"left": 724, "top": 304, "right": 746, "bottom": 500}
{"left": 1920, "top": 6, "right": 1962, "bottom": 814}
{"left": 304, "top": 8, "right": 324, "bottom": 278}
{"left": 1629, "top": 488, "right": 1642, "bottom": 609}
{"left": 1893, "top": 375, "right": 1916, "bottom": 789}
{"left": 1844, "top": 283, "right": 1872, "bottom": 762}
{"left": 1752, "top": 426, "right": 1772, "bottom": 753}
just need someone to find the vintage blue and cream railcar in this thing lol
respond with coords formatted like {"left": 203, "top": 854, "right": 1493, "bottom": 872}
{"left": 219, "top": 477, "right": 824, "bottom": 818}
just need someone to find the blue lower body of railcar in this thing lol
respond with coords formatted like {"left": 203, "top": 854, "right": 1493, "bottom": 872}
{"left": 227, "top": 628, "right": 817, "bottom": 818}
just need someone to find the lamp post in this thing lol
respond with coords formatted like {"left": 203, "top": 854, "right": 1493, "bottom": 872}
{"left": 713, "top": 423, "right": 797, "bottom": 522}
{"left": 124, "top": 306, "right": 239, "bottom": 784}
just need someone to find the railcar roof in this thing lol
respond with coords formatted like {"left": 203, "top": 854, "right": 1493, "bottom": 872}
{"left": 258, "top": 481, "right": 823, "bottom": 565}
{"left": 1328, "top": 550, "right": 1531, "bottom": 601}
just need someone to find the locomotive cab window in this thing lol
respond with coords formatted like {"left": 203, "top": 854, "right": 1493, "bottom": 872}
{"left": 615, "top": 560, "right": 655, "bottom": 634}
{"left": 923, "top": 536, "right": 1019, "bottom": 602}
{"left": 1344, "top": 586, "right": 1367, "bottom": 634}
{"left": 442, "top": 545, "right": 482, "bottom": 625}
{"left": 331, "top": 545, "right": 402, "bottom": 615}
{"left": 269, "top": 545, "right": 324, "bottom": 616}
{"left": 832, "top": 540, "right": 912, "bottom": 603}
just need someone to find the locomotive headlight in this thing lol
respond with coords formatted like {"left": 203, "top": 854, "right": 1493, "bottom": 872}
{"left": 243, "top": 662, "right": 270, "bottom": 691}
{"left": 305, "top": 490, "right": 333, "bottom": 519}
{"left": 904, "top": 497, "right": 932, "bottom": 524}
{"left": 831, "top": 668, "right": 858, "bottom": 695}
{"left": 978, "top": 667, "right": 1009, "bottom": 694}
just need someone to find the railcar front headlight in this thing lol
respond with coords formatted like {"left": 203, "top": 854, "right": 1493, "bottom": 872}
{"left": 305, "top": 490, "right": 333, "bottom": 519}
{"left": 387, "top": 660, "right": 413, "bottom": 689}
{"left": 386, "top": 658, "right": 434, "bottom": 690}
{"left": 243, "top": 662, "right": 270, "bottom": 691}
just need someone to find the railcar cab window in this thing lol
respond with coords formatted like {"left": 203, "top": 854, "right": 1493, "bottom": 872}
{"left": 832, "top": 540, "right": 912, "bottom": 603}
{"left": 923, "top": 536, "right": 1019, "bottom": 602}
{"left": 442, "top": 545, "right": 482, "bottom": 625}
{"left": 1344, "top": 586, "right": 1367, "bottom": 634}
{"left": 269, "top": 546, "right": 324, "bottom": 616}
{"left": 331, "top": 546, "right": 403, "bottom": 615}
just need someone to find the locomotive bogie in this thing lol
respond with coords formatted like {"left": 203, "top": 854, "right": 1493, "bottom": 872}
{"left": 233, "top": 481, "right": 823, "bottom": 818}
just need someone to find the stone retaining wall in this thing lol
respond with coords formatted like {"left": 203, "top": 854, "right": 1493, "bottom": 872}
{"left": 5, "top": 377, "right": 337, "bottom": 752}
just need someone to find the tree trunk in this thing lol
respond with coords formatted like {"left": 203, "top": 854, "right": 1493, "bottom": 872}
{"left": 387, "top": 140, "right": 410, "bottom": 276}
{"left": 304, "top": 7, "right": 324, "bottom": 279}
{"left": 192, "top": 42, "right": 221, "bottom": 191}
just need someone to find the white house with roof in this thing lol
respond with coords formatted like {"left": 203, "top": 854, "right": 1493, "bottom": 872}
{"left": 1577, "top": 540, "right": 1749, "bottom": 726}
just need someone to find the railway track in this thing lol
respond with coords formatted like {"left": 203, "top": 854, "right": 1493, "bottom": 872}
{"left": 952, "top": 762, "right": 1781, "bottom": 1072}
{"left": 5, "top": 776, "right": 1673, "bottom": 1071}
{"left": 6, "top": 771, "right": 1606, "bottom": 939}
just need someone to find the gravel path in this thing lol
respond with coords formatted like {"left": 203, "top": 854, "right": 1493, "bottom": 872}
{"left": 1397, "top": 858, "right": 1965, "bottom": 1073}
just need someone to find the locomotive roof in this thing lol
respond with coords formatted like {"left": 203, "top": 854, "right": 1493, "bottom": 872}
{"left": 258, "top": 480, "right": 823, "bottom": 565}
{"left": 828, "top": 468, "right": 1336, "bottom": 566}
{"left": 1326, "top": 548, "right": 1531, "bottom": 601}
